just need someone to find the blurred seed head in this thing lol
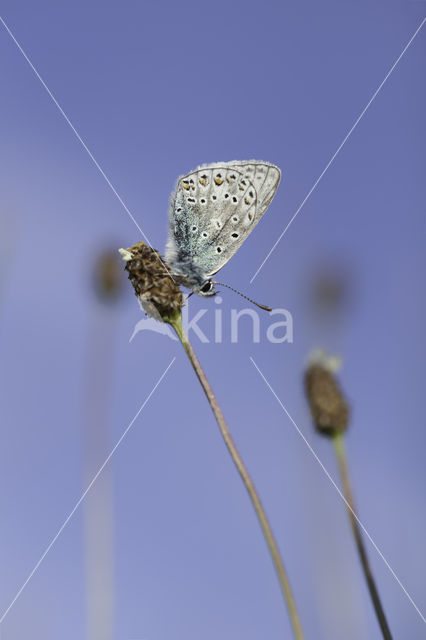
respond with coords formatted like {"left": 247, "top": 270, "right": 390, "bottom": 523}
{"left": 308, "top": 260, "right": 354, "bottom": 319}
{"left": 93, "top": 248, "right": 125, "bottom": 303}
{"left": 304, "top": 351, "right": 350, "bottom": 437}
{"left": 119, "top": 241, "right": 183, "bottom": 321}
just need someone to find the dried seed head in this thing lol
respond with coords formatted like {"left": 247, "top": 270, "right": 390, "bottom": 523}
{"left": 119, "top": 241, "right": 183, "bottom": 321}
{"left": 304, "top": 354, "right": 350, "bottom": 437}
{"left": 309, "top": 262, "right": 353, "bottom": 317}
{"left": 93, "top": 248, "right": 124, "bottom": 302}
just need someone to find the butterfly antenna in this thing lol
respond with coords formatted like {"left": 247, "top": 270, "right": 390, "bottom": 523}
{"left": 213, "top": 281, "right": 272, "bottom": 312}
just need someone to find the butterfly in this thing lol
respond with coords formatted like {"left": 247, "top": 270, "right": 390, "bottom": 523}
{"left": 165, "top": 160, "right": 281, "bottom": 298}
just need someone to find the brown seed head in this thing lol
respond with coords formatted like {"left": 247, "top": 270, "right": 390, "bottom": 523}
{"left": 93, "top": 248, "right": 124, "bottom": 302}
{"left": 121, "top": 241, "right": 183, "bottom": 321}
{"left": 304, "top": 360, "right": 350, "bottom": 437}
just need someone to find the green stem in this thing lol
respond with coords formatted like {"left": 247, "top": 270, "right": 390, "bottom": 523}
{"left": 169, "top": 312, "right": 304, "bottom": 640}
{"left": 333, "top": 434, "right": 393, "bottom": 640}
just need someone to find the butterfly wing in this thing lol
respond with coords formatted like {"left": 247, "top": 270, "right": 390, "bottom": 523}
{"left": 165, "top": 160, "right": 281, "bottom": 282}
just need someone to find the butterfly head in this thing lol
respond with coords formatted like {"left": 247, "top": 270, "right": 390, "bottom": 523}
{"left": 196, "top": 279, "right": 216, "bottom": 297}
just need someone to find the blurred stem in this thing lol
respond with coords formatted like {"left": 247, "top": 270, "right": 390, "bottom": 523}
{"left": 83, "top": 300, "right": 117, "bottom": 640}
{"left": 169, "top": 311, "right": 304, "bottom": 640}
{"left": 333, "top": 434, "right": 393, "bottom": 640}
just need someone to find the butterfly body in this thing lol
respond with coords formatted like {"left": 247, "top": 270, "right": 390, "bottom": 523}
{"left": 165, "top": 160, "right": 281, "bottom": 296}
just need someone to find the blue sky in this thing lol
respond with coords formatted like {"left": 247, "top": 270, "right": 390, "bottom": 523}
{"left": 0, "top": 2, "right": 425, "bottom": 639}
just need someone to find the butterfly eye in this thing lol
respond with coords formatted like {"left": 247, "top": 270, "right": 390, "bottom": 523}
{"left": 232, "top": 216, "right": 239, "bottom": 223}
{"left": 216, "top": 247, "right": 222, "bottom": 253}
{"left": 200, "top": 281, "right": 213, "bottom": 294}
{"left": 231, "top": 233, "right": 239, "bottom": 238}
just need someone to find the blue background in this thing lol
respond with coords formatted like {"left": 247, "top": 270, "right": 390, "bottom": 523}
{"left": 0, "top": 1, "right": 425, "bottom": 638}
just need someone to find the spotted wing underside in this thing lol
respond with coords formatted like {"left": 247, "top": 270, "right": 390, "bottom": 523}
{"left": 166, "top": 160, "right": 281, "bottom": 278}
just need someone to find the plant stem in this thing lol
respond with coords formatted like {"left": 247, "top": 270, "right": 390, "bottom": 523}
{"left": 170, "top": 312, "right": 304, "bottom": 640}
{"left": 333, "top": 433, "right": 393, "bottom": 640}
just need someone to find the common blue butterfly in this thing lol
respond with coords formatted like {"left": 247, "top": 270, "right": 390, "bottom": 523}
{"left": 165, "top": 161, "right": 281, "bottom": 297}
